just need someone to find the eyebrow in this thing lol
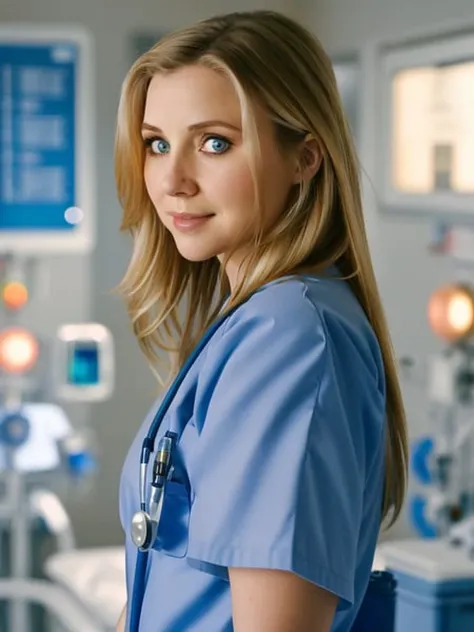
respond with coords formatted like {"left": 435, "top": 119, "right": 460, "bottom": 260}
{"left": 141, "top": 120, "right": 241, "bottom": 133}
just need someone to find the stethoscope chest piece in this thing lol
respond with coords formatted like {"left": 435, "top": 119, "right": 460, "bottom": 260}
{"left": 131, "top": 511, "right": 155, "bottom": 550}
{"left": 132, "top": 430, "right": 177, "bottom": 552}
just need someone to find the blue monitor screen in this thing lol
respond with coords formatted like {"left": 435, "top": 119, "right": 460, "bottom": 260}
{"left": 0, "top": 42, "right": 78, "bottom": 231}
{"left": 67, "top": 342, "right": 99, "bottom": 386}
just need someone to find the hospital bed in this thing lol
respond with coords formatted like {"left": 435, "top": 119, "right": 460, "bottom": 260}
{"left": 44, "top": 546, "right": 126, "bottom": 631}
{"left": 0, "top": 545, "right": 124, "bottom": 632}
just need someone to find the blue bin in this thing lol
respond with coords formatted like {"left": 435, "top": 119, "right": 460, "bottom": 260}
{"left": 380, "top": 539, "right": 474, "bottom": 632}
{"left": 392, "top": 571, "right": 474, "bottom": 632}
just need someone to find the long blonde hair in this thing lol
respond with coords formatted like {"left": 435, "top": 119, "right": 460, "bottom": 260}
{"left": 114, "top": 10, "right": 408, "bottom": 527}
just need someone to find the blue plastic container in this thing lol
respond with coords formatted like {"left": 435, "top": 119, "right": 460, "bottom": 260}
{"left": 380, "top": 539, "right": 474, "bottom": 632}
{"left": 392, "top": 570, "right": 474, "bottom": 632}
{"left": 352, "top": 570, "right": 397, "bottom": 632}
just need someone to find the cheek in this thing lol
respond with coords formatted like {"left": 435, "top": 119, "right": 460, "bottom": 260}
{"left": 216, "top": 163, "right": 256, "bottom": 209}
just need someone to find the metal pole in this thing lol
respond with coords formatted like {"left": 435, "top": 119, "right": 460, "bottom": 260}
{"left": 8, "top": 467, "right": 31, "bottom": 632}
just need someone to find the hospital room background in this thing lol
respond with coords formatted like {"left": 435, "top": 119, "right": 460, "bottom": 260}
{"left": 1, "top": 0, "right": 474, "bottom": 630}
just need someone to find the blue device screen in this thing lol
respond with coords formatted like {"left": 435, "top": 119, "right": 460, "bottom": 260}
{"left": 67, "top": 341, "right": 99, "bottom": 386}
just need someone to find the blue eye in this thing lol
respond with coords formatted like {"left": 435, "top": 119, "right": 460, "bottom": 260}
{"left": 153, "top": 139, "right": 170, "bottom": 154}
{"left": 203, "top": 136, "right": 231, "bottom": 154}
{"left": 146, "top": 138, "right": 170, "bottom": 154}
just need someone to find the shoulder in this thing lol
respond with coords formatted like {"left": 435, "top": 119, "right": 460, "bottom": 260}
{"left": 225, "top": 275, "right": 379, "bottom": 354}
{"left": 205, "top": 274, "right": 384, "bottom": 391}
{"left": 224, "top": 276, "right": 321, "bottom": 336}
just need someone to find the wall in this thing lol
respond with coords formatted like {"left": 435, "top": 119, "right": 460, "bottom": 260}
{"left": 307, "top": 0, "right": 474, "bottom": 539}
{"left": 0, "top": 0, "right": 306, "bottom": 547}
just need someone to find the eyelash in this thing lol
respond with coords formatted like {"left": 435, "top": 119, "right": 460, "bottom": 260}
{"left": 143, "top": 134, "right": 233, "bottom": 156}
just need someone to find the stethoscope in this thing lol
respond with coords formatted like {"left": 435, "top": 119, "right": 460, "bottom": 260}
{"left": 128, "top": 305, "right": 238, "bottom": 632}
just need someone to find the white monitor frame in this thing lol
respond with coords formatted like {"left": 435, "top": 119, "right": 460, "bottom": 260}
{"left": 0, "top": 25, "right": 95, "bottom": 254}
{"left": 377, "top": 30, "right": 474, "bottom": 219}
{"left": 54, "top": 323, "right": 114, "bottom": 402}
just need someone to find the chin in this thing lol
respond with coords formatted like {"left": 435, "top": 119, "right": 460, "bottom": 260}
{"left": 176, "top": 248, "right": 217, "bottom": 263}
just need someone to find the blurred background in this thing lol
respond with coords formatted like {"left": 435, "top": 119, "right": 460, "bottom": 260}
{"left": 1, "top": 0, "right": 474, "bottom": 631}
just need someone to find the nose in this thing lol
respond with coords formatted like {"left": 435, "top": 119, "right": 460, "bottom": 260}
{"left": 160, "top": 155, "right": 198, "bottom": 198}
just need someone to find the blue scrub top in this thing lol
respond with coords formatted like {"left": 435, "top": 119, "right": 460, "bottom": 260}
{"left": 119, "top": 273, "right": 387, "bottom": 631}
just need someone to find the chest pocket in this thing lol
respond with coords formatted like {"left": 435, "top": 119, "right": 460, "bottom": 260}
{"left": 152, "top": 480, "right": 191, "bottom": 558}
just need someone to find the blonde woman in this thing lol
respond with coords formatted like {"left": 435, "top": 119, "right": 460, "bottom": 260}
{"left": 115, "top": 10, "right": 408, "bottom": 632}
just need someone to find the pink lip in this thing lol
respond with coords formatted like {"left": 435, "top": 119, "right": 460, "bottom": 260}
{"left": 169, "top": 213, "right": 214, "bottom": 232}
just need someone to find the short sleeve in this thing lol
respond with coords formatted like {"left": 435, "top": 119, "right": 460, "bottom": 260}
{"left": 186, "top": 288, "right": 385, "bottom": 607}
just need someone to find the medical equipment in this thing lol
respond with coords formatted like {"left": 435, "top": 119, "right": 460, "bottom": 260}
{"left": 54, "top": 324, "right": 114, "bottom": 402}
{"left": 131, "top": 431, "right": 176, "bottom": 551}
{"left": 0, "top": 253, "right": 114, "bottom": 632}
{"left": 0, "top": 26, "right": 95, "bottom": 254}
{"left": 0, "top": 24, "right": 123, "bottom": 632}
{"left": 382, "top": 223, "right": 474, "bottom": 632}
{"left": 409, "top": 279, "right": 474, "bottom": 542}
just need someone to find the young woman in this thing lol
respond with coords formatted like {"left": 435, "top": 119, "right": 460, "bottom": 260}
{"left": 114, "top": 10, "right": 408, "bottom": 632}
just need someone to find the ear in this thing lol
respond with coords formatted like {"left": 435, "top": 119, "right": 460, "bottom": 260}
{"left": 293, "top": 135, "right": 322, "bottom": 184}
